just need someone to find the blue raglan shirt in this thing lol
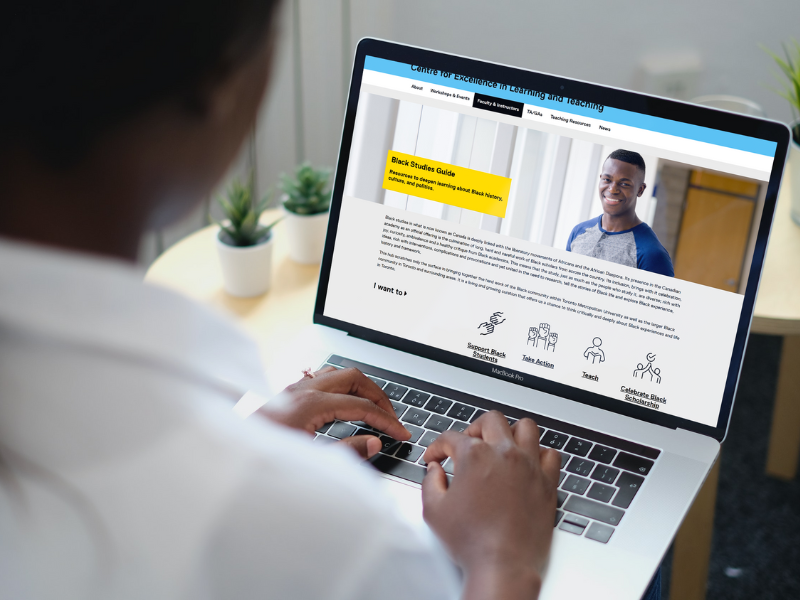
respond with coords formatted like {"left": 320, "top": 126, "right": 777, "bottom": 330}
{"left": 566, "top": 215, "right": 674, "bottom": 277}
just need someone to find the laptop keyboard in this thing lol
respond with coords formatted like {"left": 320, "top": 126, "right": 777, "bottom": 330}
{"left": 313, "top": 355, "right": 660, "bottom": 545}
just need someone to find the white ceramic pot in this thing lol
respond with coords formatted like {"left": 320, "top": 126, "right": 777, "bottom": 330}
{"left": 789, "top": 122, "right": 800, "bottom": 226}
{"left": 283, "top": 208, "right": 329, "bottom": 264}
{"left": 216, "top": 232, "right": 274, "bottom": 297}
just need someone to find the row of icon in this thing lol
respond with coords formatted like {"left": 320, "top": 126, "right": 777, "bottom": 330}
{"left": 477, "top": 312, "right": 663, "bottom": 383}
{"left": 526, "top": 323, "right": 558, "bottom": 351}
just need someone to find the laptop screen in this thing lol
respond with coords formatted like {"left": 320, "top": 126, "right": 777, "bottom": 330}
{"left": 317, "top": 40, "right": 788, "bottom": 439}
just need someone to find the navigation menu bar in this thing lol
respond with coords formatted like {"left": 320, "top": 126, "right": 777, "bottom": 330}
{"left": 361, "top": 68, "right": 773, "bottom": 180}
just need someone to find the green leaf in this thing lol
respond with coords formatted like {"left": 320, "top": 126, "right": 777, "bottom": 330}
{"left": 762, "top": 39, "right": 800, "bottom": 116}
{"left": 279, "top": 162, "right": 333, "bottom": 215}
{"left": 215, "top": 174, "right": 276, "bottom": 246}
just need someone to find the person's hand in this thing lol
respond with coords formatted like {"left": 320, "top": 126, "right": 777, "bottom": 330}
{"left": 421, "top": 411, "right": 560, "bottom": 600}
{"left": 262, "top": 367, "right": 411, "bottom": 458}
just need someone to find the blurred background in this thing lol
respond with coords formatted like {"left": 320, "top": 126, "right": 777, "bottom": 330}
{"left": 139, "top": 0, "right": 800, "bottom": 266}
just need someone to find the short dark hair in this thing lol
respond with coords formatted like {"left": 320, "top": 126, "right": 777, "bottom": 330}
{"left": 1, "top": 0, "right": 279, "bottom": 167}
{"left": 607, "top": 149, "right": 646, "bottom": 176}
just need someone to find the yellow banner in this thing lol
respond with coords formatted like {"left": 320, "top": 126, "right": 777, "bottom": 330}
{"left": 381, "top": 150, "right": 511, "bottom": 218}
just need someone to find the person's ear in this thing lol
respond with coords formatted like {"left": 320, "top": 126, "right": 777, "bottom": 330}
{"left": 183, "top": 63, "right": 253, "bottom": 126}
{"left": 637, "top": 182, "right": 647, "bottom": 197}
{"left": 181, "top": 33, "right": 275, "bottom": 126}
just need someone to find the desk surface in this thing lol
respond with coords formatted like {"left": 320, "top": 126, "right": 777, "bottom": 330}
{"left": 751, "top": 170, "right": 800, "bottom": 335}
{"left": 145, "top": 209, "right": 320, "bottom": 367}
{"left": 145, "top": 177, "right": 800, "bottom": 364}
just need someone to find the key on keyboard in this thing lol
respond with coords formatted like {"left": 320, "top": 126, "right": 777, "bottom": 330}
{"left": 564, "top": 437, "right": 592, "bottom": 457}
{"left": 403, "top": 390, "right": 430, "bottom": 407}
{"left": 566, "top": 457, "right": 595, "bottom": 477}
{"left": 588, "top": 444, "right": 617, "bottom": 464}
{"left": 541, "top": 430, "right": 569, "bottom": 449}
{"left": 612, "top": 472, "right": 645, "bottom": 508}
{"left": 395, "top": 443, "right": 424, "bottom": 463}
{"left": 590, "top": 465, "right": 620, "bottom": 484}
{"left": 390, "top": 401, "right": 407, "bottom": 418}
{"left": 562, "top": 474, "right": 590, "bottom": 495}
{"left": 563, "top": 495, "right": 625, "bottom": 526}
{"left": 447, "top": 403, "right": 475, "bottom": 421}
{"left": 586, "top": 482, "right": 616, "bottom": 503}
{"left": 585, "top": 522, "right": 615, "bottom": 544}
{"left": 328, "top": 422, "right": 356, "bottom": 439}
{"left": 367, "top": 376, "right": 387, "bottom": 388}
{"left": 470, "top": 409, "right": 487, "bottom": 422}
{"left": 613, "top": 452, "right": 654, "bottom": 476}
{"left": 558, "top": 452, "right": 569, "bottom": 469}
{"left": 402, "top": 408, "right": 431, "bottom": 427}
{"left": 449, "top": 420, "right": 469, "bottom": 433}
{"left": 371, "top": 455, "right": 427, "bottom": 485}
{"left": 418, "top": 431, "right": 440, "bottom": 447}
{"left": 425, "top": 414, "right": 453, "bottom": 432}
{"left": 379, "top": 436, "right": 402, "bottom": 453}
{"left": 384, "top": 384, "right": 409, "bottom": 401}
{"left": 405, "top": 424, "right": 424, "bottom": 443}
{"left": 426, "top": 396, "right": 452, "bottom": 414}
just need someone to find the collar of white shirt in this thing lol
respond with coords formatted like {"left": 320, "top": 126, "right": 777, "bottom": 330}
{"left": 0, "top": 237, "right": 269, "bottom": 398}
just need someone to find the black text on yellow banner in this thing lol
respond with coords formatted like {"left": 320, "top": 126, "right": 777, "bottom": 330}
{"left": 381, "top": 150, "right": 512, "bottom": 219}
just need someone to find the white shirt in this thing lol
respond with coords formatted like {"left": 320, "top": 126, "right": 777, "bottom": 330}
{"left": 0, "top": 238, "right": 459, "bottom": 600}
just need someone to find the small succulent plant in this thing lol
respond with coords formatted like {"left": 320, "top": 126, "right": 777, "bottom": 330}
{"left": 279, "top": 162, "right": 332, "bottom": 216}
{"left": 763, "top": 39, "right": 800, "bottom": 141}
{"left": 216, "top": 177, "right": 280, "bottom": 247}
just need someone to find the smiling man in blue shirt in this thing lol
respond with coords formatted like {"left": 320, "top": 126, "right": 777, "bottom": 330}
{"left": 567, "top": 149, "right": 674, "bottom": 277}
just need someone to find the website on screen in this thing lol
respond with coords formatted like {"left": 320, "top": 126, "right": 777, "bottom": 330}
{"left": 324, "top": 56, "right": 777, "bottom": 427}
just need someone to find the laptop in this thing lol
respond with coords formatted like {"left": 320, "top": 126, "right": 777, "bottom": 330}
{"left": 277, "top": 38, "right": 790, "bottom": 599}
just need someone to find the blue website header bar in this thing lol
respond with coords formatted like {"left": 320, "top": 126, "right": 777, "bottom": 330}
{"left": 364, "top": 56, "right": 776, "bottom": 157}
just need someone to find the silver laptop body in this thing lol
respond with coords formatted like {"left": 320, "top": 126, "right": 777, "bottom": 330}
{"left": 272, "top": 39, "right": 790, "bottom": 599}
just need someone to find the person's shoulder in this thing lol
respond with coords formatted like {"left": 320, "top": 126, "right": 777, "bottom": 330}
{"left": 631, "top": 222, "right": 667, "bottom": 252}
{"left": 632, "top": 222, "right": 674, "bottom": 276}
{"left": 572, "top": 215, "right": 602, "bottom": 235}
{"left": 567, "top": 215, "right": 602, "bottom": 250}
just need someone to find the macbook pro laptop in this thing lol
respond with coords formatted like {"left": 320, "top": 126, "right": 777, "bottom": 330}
{"left": 288, "top": 38, "right": 789, "bottom": 599}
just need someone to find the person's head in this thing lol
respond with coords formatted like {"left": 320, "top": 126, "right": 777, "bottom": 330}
{"left": 1, "top": 0, "right": 282, "bottom": 258}
{"left": 598, "top": 149, "right": 646, "bottom": 220}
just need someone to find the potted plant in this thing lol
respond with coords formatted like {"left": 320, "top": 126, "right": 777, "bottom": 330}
{"left": 764, "top": 39, "right": 800, "bottom": 224}
{"left": 279, "top": 162, "right": 332, "bottom": 264}
{"left": 215, "top": 177, "right": 281, "bottom": 297}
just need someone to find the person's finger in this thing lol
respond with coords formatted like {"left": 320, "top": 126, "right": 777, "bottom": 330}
{"left": 421, "top": 461, "right": 448, "bottom": 514}
{"left": 511, "top": 418, "right": 541, "bottom": 458}
{"left": 313, "top": 366, "right": 337, "bottom": 376}
{"left": 310, "top": 393, "right": 411, "bottom": 441}
{"left": 423, "top": 430, "right": 475, "bottom": 464}
{"left": 463, "top": 410, "right": 514, "bottom": 445}
{"left": 310, "top": 368, "right": 396, "bottom": 417}
{"left": 539, "top": 446, "right": 561, "bottom": 481}
{"left": 338, "top": 435, "right": 381, "bottom": 460}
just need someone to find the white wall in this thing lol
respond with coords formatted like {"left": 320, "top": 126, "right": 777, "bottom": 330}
{"left": 141, "top": 0, "right": 800, "bottom": 265}
{"left": 380, "top": 0, "right": 799, "bottom": 123}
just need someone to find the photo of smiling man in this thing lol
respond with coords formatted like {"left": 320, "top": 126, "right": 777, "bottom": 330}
{"left": 566, "top": 149, "right": 674, "bottom": 277}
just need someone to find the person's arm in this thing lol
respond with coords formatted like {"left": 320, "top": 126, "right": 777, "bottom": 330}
{"left": 635, "top": 230, "right": 675, "bottom": 277}
{"left": 566, "top": 225, "right": 578, "bottom": 251}
{"left": 422, "top": 412, "right": 561, "bottom": 600}
{"left": 265, "top": 372, "right": 560, "bottom": 599}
